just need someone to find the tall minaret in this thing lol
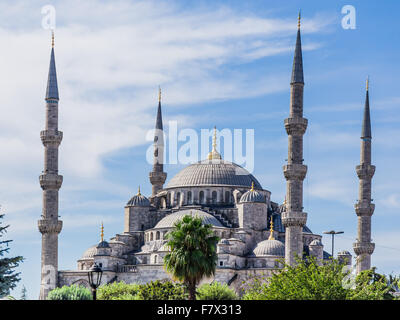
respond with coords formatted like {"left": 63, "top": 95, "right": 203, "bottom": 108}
{"left": 282, "top": 13, "right": 308, "bottom": 266}
{"left": 38, "top": 31, "right": 63, "bottom": 299}
{"left": 149, "top": 87, "right": 167, "bottom": 198}
{"left": 353, "top": 78, "right": 375, "bottom": 273}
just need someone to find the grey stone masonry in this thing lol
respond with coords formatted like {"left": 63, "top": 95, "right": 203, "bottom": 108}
{"left": 353, "top": 84, "right": 375, "bottom": 274}
{"left": 282, "top": 23, "right": 308, "bottom": 266}
{"left": 39, "top": 40, "right": 63, "bottom": 300}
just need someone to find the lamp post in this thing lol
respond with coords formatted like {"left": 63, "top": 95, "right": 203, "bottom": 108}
{"left": 323, "top": 230, "right": 344, "bottom": 258}
{"left": 88, "top": 264, "right": 103, "bottom": 300}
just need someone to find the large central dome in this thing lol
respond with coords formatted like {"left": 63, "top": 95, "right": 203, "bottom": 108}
{"left": 166, "top": 159, "right": 262, "bottom": 189}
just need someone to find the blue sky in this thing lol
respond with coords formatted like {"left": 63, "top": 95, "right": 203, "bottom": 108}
{"left": 0, "top": 0, "right": 399, "bottom": 299}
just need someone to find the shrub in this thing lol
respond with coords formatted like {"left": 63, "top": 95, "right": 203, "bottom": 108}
{"left": 136, "top": 280, "right": 187, "bottom": 300}
{"left": 97, "top": 281, "right": 141, "bottom": 300}
{"left": 47, "top": 285, "right": 92, "bottom": 300}
{"left": 196, "top": 282, "right": 237, "bottom": 300}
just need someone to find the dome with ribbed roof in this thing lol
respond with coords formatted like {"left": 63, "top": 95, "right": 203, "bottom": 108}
{"left": 252, "top": 239, "right": 285, "bottom": 257}
{"left": 80, "top": 245, "right": 97, "bottom": 260}
{"left": 126, "top": 188, "right": 150, "bottom": 207}
{"left": 166, "top": 159, "right": 262, "bottom": 189}
{"left": 154, "top": 209, "right": 224, "bottom": 229}
{"left": 309, "top": 239, "right": 323, "bottom": 246}
{"left": 240, "top": 188, "right": 265, "bottom": 203}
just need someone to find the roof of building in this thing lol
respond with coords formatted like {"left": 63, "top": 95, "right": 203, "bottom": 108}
{"left": 309, "top": 239, "right": 323, "bottom": 246}
{"left": 97, "top": 240, "right": 110, "bottom": 249}
{"left": 153, "top": 209, "right": 224, "bottom": 229}
{"left": 126, "top": 191, "right": 150, "bottom": 207}
{"left": 240, "top": 188, "right": 265, "bottom": 203}
{"left": 80, "top": 245, "right": 97, "bottom": 260}
{"left": 165, "top": 159, "right": 262, "bottom": 189}
{"left": 252, "top": 239, "right": 285, "bottom": 257}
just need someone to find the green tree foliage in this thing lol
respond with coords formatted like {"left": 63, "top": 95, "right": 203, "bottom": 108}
{"left": 136, "top": 280, "right": 187, "bottom": 300}
{"left": 348, "top": 268, "right": 397, "bottom": 300}
{"left": 163, "top": 215, "right": 220, "bottom": 300}
{"left": 196, "top": 282, "right": 238, "bottom": 300}
{"left": 20, "top": 285, "right": 27, "bottom": 300}
{"left": 242, "top": 256, "right": 398, "bottom": 300}
{"left": 47, "top": 285, "right": 92, "bottom": 300}
{"left": 243, "top": 256, "right": 350, "bottom": 300}
{"left": 0, "top": 213, "right": 23, "bottom": 297}
{"left": 97, "top": 281, "right": 141, "bottom": 300}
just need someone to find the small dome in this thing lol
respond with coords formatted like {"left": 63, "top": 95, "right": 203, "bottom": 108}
{"left": 97, "top": 240, "right": 110, "bottom": 248}
{"left": 338, "top": 250, "right": 351, "bottom": 255}
{"left": 80, "top": 245, "right": 97, "bottom": 259}
{"left": 127, "top": 193, "right": 150, "bottom": 207}
{"left": 252, "top": 239, "right": 285, "bottom": 257}
{"left": 154, "top": 209, "right": 224, "bottom": 229}
{"left": 309, "top": 239, "right": 323, "bottom": 246}
{"left": 239, "top": 189, "right": 265, "bottom": 203}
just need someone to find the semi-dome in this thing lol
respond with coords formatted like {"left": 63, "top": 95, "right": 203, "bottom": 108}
{"left": 165, "top": 159, "right": 262, "bottom": 189}
{"left": 154, "top": 209, "right": 224, "bottom": 229}
{"left": 127, "top": 187, "right": 150, "bottom": 207}
{"left": 252, "top": 239, "right": 285, "bottom": 257}
{"left": 240, "top": 184, "right": 265, "bottom": 203}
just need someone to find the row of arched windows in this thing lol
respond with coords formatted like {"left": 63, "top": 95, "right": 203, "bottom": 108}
{"left": 164, "top": 189, "right": 233, "bottom": 207}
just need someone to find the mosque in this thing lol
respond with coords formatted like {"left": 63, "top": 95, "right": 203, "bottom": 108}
{"left": 38, "top": 16, "right": 375, "bottom": 299}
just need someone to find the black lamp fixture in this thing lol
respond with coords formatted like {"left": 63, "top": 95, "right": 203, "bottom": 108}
{"left": 88, "top": 263, "right": 103, "bottom": 300}
{"left": 323, "top": 230, "right": 344, "bottom": 258}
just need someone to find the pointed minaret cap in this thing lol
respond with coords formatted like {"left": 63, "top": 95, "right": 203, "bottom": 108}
{"left": 155, "top": 86, "right": 163, "bottom": 130}
{"left": 361, "top": 77, "right": 372, "bottom": 139}
{"left": 45, "top": 30, "right": 59, "bottom": 100}
{"left": 291, "top": 11, "right": 304, "bottom": 84}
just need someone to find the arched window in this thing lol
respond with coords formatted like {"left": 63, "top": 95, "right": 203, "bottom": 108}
{"left": 225, "top": 191, "right": 231, "bottom": 203}
{"left": 199, "top": 191, "right": 205, "bottom": 204}
{"left": 150, "top": 233, "right": 153, "bottom": 241}
{"left": 187, "top": 191, "right": 192, "bottom": 204}
{"left": 212, "top": 191, "right": 217, "bottom": 204}
{"left": 176, "top": 192, "right": 181, "bottom": 206}
{"left": 154, "top": 255, "right": 158, "bottom": 264}
{"left": 156, "top": 231, "right": 160, "bottom": 240}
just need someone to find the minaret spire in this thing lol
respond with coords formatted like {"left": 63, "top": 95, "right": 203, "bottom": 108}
{"left": 282, "top": 14, "right": 308, "bottom": 266}
{"left": 353, "top": 78, "right": 375, "bottom": 273}
{"left": 38, "top": 31, "right": 63, "bottom": 299}
{"left": 149, "top": 87, "right": 167, "bottom": 200}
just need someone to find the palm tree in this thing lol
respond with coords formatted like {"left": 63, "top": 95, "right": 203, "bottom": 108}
{"left": 164, "top": 214, "right": 220, "bottom": 300}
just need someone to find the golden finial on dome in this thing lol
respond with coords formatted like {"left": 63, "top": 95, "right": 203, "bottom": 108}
{"left": 207, "top": 126, "right": 222, "bottom": 160}
{"left": 101, "top": 222, "right": 104, "bottom": 242}
{"left": 251, "top": 181, "right": 255, "bottom": 191}
{"left": 158, "top": 86, "right": 161, "bottom": 103}
{"left": 298, "top": 10, "right": 301, "bottom": 29}
{"left": 51, "top": 29, "right": 55, "bottom": 48}
{"left": 268, "top": 217, "right": 275, "bottom": 240}
{"left": 366, "top": 76, "right": 369, "bottom": 91}
{"left": 137, "top": 185, "right": 141, "bottom": 196}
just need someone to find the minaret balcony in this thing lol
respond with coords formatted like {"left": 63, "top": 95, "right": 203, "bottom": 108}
{"left": 38, "top": 219, "right": 63, "bottom": 234}
{"left": 281, "top": 211, "right": 307, "bottom": 227}
{"left": 284, "top": 117, "right": 308, "bottom": 135}
{"left": 353, "top": 242, "right": 375, "bottom": 255}
{"left": 149, "top": 171, "right": 167, "bottom": 185}
{"left": 39, "top": 173, "right": 63, "bottom": 190}
{"left": 40, "top": 130, "right": 63, "bottom": 146}
{"left": 283, "top": 163, "right": 307, "bottom": 181}
{"left": 356, "top": 164, "right": 375, "bottom": 180}
{"left": 354, "top": 201, "right": 375, "bottom": 216}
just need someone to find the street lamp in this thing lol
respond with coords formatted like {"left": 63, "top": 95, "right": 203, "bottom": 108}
{"left": 323, "top": 230, "right": 344, "bottom": 258}
{"left": 88, "top": 263, "right": 103, "bottom": 300}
